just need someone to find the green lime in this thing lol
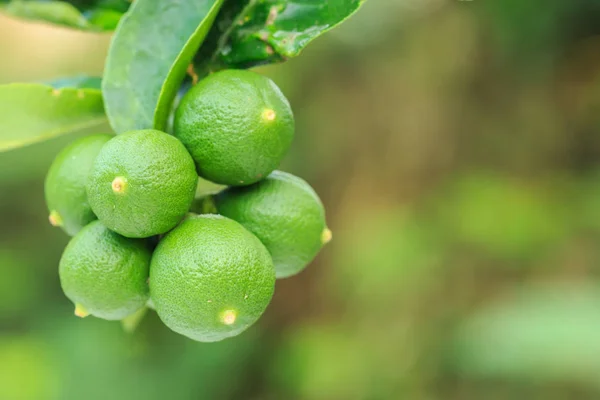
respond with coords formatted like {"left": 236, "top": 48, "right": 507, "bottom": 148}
{"left": 86, "top": 129, "right": 198, "bottom": 238}
{"left": 59, "top": 220, "right": 151, "bottom": 320}
{"left": 215, "top": 170, "right": 330, "bottom": 278}
{"left": 45, "top": 134, "right": 112, "bottom": 236}
{"left": 149, "top": 214, "right": 275, "bottom": 342}
{"left": 174, "top": 69, "right": 294, "bottom": 186}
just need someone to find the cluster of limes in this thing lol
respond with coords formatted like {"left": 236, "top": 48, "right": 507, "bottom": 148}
{"left": 45, "top": 70, "right": 330, "bottom": 342}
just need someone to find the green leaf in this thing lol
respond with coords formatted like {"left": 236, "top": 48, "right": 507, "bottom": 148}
{"left": 102, "top": 0, "right": 226, "bottom": 133}
{"left": 195, "top": 0, "right": 367, "bottom": 74}
{"left": 451, "top": 283, "right": 600, "bottom": 388}
{"left": 0, "top": 82, "right": 105, "bottom": 152}
{"left": 0, "top": 0, "right": 128, "bottom": 31}
{"left": 85, "top": 8, "right": 123, "bottom": 30}
{"left": 2, "top": 1, "right": 90, "bottom": 29}
{"left": 45, "top": 75, "right": 102, "bottom": 90}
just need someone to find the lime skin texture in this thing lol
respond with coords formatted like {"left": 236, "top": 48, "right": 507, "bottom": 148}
{"left": 149, "top": 214, "right": 276, "bottom": 342}
{"left": 59, "top": 220, "right": 152, "bottom": 320}
{"left": 215, "top": 170, "right": 330, "bottom": 278}
{"left": 45, "top": 134, "right": 112, "bottom": 236}
{"left": 174, "top": 69, "right": 294, "bottom": 186}
{"left": 86, "top": 129, "right": 198, "bottom": 238}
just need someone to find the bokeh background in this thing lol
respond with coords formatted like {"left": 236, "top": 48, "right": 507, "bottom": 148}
{"left": 2, "top": 0, "right": 600, "bottom": 398}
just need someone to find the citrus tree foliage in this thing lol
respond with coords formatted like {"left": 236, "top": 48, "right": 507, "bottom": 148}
{"left": 0, "top": 0, "right": 366, "bottom": 149}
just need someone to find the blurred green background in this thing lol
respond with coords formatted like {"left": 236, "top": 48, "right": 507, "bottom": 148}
{"left": 2, "top": 0, "right": 600, "bottom": 399}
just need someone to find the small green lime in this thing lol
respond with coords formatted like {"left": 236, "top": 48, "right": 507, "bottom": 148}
{"left": 215, "top": 170, "right": 330, "bottom": 278}
{"left": 174, "top": 69, "right": 294, "bottom": 186}
{"left": 45, "top": 134, "right": 112, "bottom": 236}
{"left": 59, "top": 220, "right": 151, "bottom": 320}
{"left": 149, "top": 214, "right": 275, "bottom": 342}
{"left": 86, "top": 129, "right": 198, "bottom": 238}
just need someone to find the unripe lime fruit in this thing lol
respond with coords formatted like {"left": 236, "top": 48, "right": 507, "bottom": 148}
{"left": 215, "top": 170, "right": 330, "bottom": 278}
{"left": 45, "top": 134, "right": 112, "bottom": 236}
{"left": 173, "top": 69, "right": 294, "bottom": 186}
{"left": 59, "top": 220, "right": 151, "bottom": 320}
{"left": 149, "top": 214, "right": 275, "bottom": 342}
{"left": 86, "top": 129, "right": 198, "bottom": 238}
